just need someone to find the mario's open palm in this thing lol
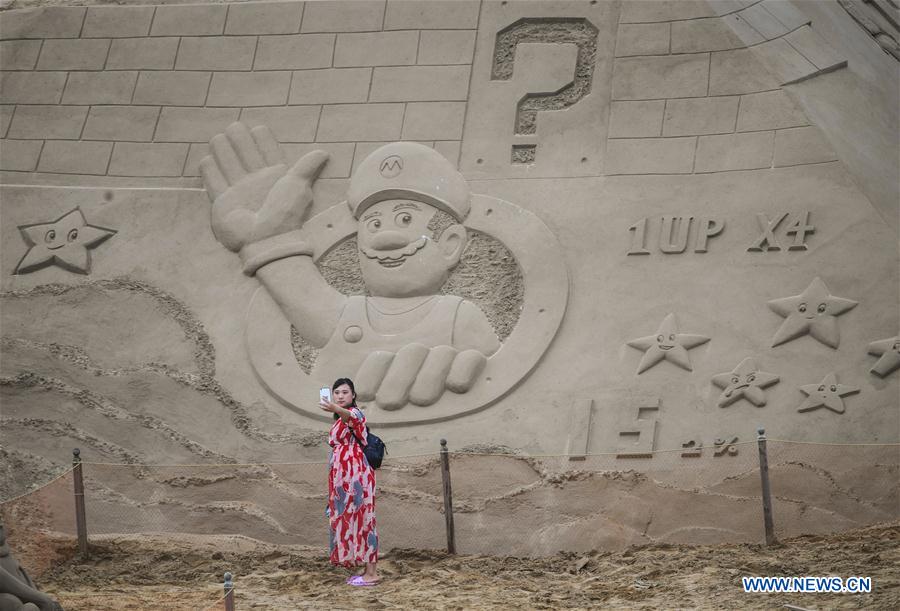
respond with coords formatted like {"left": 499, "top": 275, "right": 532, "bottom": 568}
{"left": 200, "top": 122, "right": 329, "bottom": 252}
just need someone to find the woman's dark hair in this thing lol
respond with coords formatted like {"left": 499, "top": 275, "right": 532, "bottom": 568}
{"left": 331, "top": 378, "right": 357, "bottom": 420}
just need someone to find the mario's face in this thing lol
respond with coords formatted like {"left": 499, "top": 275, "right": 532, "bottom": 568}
{"left": 357, "top": 199, "right": 466, "bottom": 298}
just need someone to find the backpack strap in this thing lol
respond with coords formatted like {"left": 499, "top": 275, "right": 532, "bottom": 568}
{"left": 345, "top": 409, "right": 366, "bottom": 447}
{"left": 348, "top": 427, "right": 365, "bottom": 448}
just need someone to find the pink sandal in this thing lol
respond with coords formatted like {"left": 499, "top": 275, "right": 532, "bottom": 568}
{"left": 348, "top": 575, "right": 379, "bottom": 587}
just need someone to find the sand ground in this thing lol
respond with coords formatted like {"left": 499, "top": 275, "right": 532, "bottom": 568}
{"left": 14, "top": 521, "right": 898, "bottom": 610}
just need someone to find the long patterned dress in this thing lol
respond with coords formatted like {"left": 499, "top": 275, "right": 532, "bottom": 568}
{"left": 327, "top": 407, "right": 378, "bottom": 567}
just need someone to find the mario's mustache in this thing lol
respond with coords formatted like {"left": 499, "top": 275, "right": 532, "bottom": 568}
{"left": 360, "top": 236, "right": 428, "bottom": 261}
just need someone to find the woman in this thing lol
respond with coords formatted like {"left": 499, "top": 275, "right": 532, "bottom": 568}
{"left": 320, "top": 377, "right": 379, "bottom": 586}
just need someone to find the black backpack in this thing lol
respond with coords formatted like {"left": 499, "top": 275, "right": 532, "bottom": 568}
{"left": 349, "top": 425, "right": 386, "bottom": 469}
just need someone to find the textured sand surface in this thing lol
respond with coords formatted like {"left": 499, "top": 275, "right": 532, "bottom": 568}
{"left": 14, "top": 522, "right": 900, "bottom": 610}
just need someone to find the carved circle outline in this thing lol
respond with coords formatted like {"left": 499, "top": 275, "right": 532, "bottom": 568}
{"left": 245, "top": 194, "right": 569, "bottom": 426}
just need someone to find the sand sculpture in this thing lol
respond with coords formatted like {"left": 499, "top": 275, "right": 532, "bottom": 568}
{"left": 0, "top": 0, "right": 897, "bottom": 554}
{"left": 201, "top": 133, "right": 500, "bottom": 410}
{"left": 0, "top": 525, "right": 61, "bottom": 611}
{"left": 202, "top": 125, "right": 568, "bottom": 422}
{"left": 626, "top": 313, "right": 709, "bottom": 374}
{"left": 796, "top": 372, "right": 860, "bottom": 414}
{"left": 867, "top": 336, "right": 900, "bottom": 377}
{"left": 767, "top": 277, "right": 858, "bottom": 348}
{"left": 711, "top": 357, "right": 780, "bottom": 408}
{"left": 13, "top": 208, "right": 116, "bottom": 275}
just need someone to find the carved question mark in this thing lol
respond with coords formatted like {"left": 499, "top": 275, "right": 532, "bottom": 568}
{"left": 490, "top": 18, "right": 599, "bottom": 164}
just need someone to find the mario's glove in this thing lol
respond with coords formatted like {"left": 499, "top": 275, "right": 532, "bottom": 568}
{"left": 355, "top": 344, "right": 487, "bottom": 411}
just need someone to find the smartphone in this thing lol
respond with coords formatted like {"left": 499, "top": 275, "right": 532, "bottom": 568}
{"left": 319, "top": 387, "right": 332, "bottom": 403}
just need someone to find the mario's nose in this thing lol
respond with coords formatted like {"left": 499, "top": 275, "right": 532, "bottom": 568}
{"left": 370, "top": 231, "right": 409, "bottom": 250}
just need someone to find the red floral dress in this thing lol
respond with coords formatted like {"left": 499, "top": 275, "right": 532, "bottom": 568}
{"left": 327, "top": 407, "right": 378, "bottom": 567}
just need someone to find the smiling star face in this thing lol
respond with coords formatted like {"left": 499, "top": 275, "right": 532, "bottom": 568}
{"left": 797, "top": 372, "right": 860, "bottom": 414}
{"left": 711, "top": 357, "right": 780, "bottom": 408}
{"left": 15, "top": 208, "right": 116, "bottom": 275}
{"left": 626, "top": 313, "right": 710, "bottom": 374}
{"left": 768, "top": 277, "right": 857, "bottom": 349}
{"left": 357, "top": 199, "right": 466, "bottom": 298}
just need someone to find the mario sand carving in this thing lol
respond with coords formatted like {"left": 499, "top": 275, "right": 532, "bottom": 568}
{"left": 201, "top": 123, "right": 499, "bottom": 410}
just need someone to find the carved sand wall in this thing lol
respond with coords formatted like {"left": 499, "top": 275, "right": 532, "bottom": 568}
{"left": 0, "top": 1, "right": 477, "bottom": 182}
{"left": 1, "top": 0, "right": 897, "bottom": 552}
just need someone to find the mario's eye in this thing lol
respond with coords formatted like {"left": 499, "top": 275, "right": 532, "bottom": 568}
{"left": 67, "top": 228, "right": 79, "bottom": 242}
{"left": 366, "top": 218, "right": 382, "bottom": 232}
{"left": 657, "top": 335, "right": 664, "bottom": 343}
{"left": 818, "top": 385, "right": 825, "bottom": 392}
{"left": 798, "top": 303, "right": 807, "bottom": 313}
{"left": 817, "top": 303, "right": 826, "bottom": 313}
{"left": 830, "top": 385, "right": 837, "bottom": 392}
{"left": 668, "top": 334, "right": 675, "bottom": 341}
{"left": 395, "top": 212, "right": 413, "bottom": 227}
{"left": 44, "top": 230, "right": 56, "bottom": 243}
{"left": 747, "top": 373, "right": 756, "bottom": 383}
{"left": 731, "top": 375, "right": 740, "bottom": 384}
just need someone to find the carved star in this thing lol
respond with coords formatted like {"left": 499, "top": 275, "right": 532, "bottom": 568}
{"left": 867, "top": 336, "right": 900, "bottom": 377}
{"left": 711, "top": 357, "right": 780, "bottom": 408}
{"left": 768, "top": 277, "right": 857, "bottom": 348}
{"left": 627, "top": 313, "right": 709, "bottom": 374}
{"left": 15, "top": 208, "right": 116, "bottom": 275}
{"left": 797, "top": 372, "right": 860, "bottom": 414}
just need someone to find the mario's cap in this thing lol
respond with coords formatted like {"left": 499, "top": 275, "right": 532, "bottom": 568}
{"left": 347, "top": 142, "right": 470, "bottom": 221}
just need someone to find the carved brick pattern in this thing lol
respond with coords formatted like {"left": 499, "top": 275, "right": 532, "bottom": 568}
{"left": 0, "top": 2, "right": 849, "bottom": 180}
{"left": 0, "top": 2, "right": 473, "bottom": 180}
{"left": 606, "top": 0, "right": 842, "bottom": 176}
{"left": 838, "top": 0, "right": 900, "bottom": 60}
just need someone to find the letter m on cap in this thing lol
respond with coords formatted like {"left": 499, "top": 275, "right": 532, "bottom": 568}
{"left": 379, "top": 155, "right": 403, "bottom": 177}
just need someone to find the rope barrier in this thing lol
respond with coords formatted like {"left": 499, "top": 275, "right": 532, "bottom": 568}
{"left": 3, "top": 439, "right": 896, "bottom": 505}
{"left": 69, "top": 439, "right": 900, "bottom": 468}
{"left": 79, "top": 450, "right": 441, "bottom": 467}
{"left": 0, "top": 465, "right": 75, "bottom": 505}
{"left": 442, "top": 440, "right": 761, "bottom": 458}
{"left": 766, "top": 439, "right": 900, "bottom": 447}
{"left": 200, "top": 587, "right": 233, "bottom": 611}
{"left": 81, "top": 461, "right": 329, "bottom": 467}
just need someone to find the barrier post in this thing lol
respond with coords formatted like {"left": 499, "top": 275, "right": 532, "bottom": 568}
{"left": 224, "top": 572, "right": 234, "bottom": 611}
{"left": 439, "top": 439, "right": 456, "bottom": 554}
{"left": 72, "top": 448, "right": 89, "bottom": 558}
{"left": 756, "top": 428, "right": 776, "bottom": 545}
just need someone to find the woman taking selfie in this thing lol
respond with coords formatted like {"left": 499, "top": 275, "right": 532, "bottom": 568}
{"left": 320, "top": 377, "right": 379, "bottom": 586}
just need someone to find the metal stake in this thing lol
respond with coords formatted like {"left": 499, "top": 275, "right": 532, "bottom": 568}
{"left": 72, "top": 448, "right": 89, "bottom": 558}
{"left": 757, "top": 428, "right": 776, "bottom": 545}
{"left": 224, "top": 572, "right": 234, "bottom": 611}
{"left": 439, "top": 439, "right": 456, "bottom": 554}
